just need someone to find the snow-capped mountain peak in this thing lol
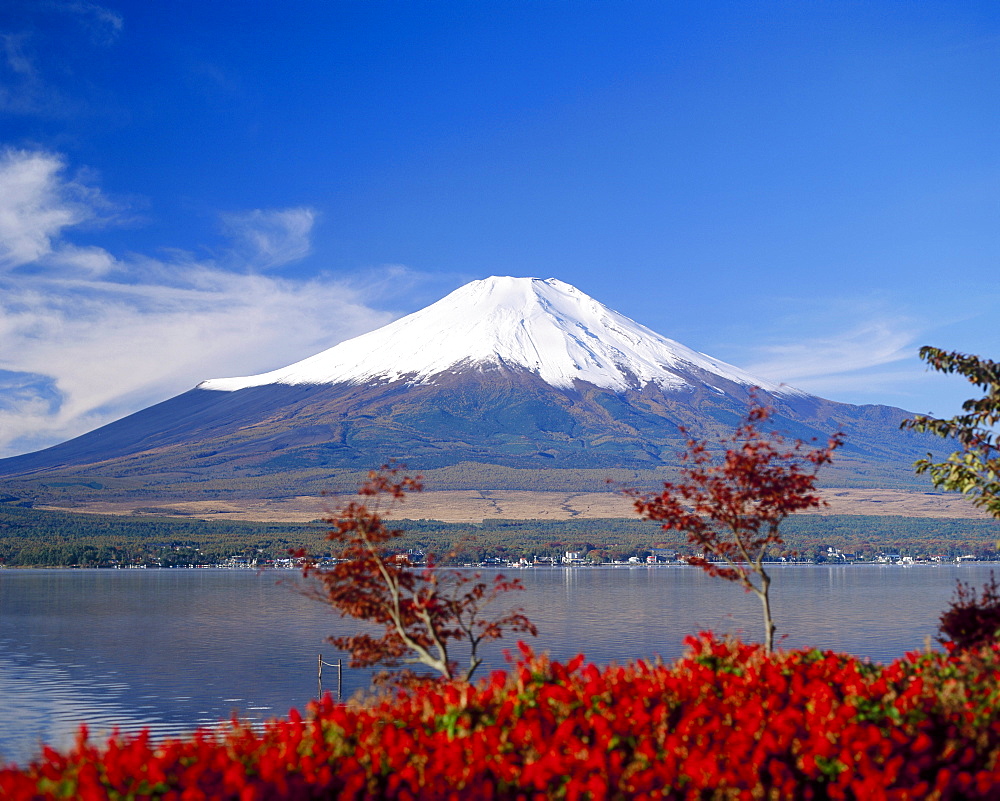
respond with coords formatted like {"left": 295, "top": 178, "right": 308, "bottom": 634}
{"left": 198, "top": 276, "right": 799, "bottom": 396}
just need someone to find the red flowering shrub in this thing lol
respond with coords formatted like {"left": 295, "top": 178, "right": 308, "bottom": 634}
{"left": 6, "top": 634, "right": 1000, "bottom": 799}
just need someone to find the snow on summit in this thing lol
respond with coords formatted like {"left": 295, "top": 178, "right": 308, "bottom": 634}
{"left": 199, "top": 276, "right": 798, "bottom": 395}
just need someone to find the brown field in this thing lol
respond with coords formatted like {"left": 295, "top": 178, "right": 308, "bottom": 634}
{"left": 44, "top": 488, "right": 988, "bottom": 523}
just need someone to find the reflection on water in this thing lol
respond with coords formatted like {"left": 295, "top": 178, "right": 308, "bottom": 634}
{"left": 0, "top": 564, "right": 991, "bottom": 765}
{"left": 0, "top": 569, "right": 345, "bottom": 766}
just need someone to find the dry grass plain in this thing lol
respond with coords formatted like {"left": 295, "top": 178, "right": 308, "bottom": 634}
{"left": 48, "top": 488, "right": 989, "bottom": 523}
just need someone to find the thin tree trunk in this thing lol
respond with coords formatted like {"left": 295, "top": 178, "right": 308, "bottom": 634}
{"left": 758, "top": 569, "right": 775, "bottom": 653}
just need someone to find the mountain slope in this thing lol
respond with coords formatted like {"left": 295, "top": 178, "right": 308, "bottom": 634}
{"left": 0, "top": 277, "right": 936, "bottom": 500}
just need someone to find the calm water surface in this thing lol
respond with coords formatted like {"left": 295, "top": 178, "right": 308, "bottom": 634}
{"left": 0, "top": 564, "right": 992, "bottom": 765}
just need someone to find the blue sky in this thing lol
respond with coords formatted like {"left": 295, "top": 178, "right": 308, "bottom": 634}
{"left": 0, "top": 1, "right": 998, "bottom": 458}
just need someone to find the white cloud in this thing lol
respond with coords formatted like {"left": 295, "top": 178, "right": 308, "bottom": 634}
{"left": 0, "top": 270, "right": 395, "bottom": 457}
{"left": 0, "top": 149, "right": 112, "bottom": 272}
{"left": 0, "top": 149, "right": 397, "bottom": 458}
{"left": 221, "top": 207, "right": 316, "bottom": 270}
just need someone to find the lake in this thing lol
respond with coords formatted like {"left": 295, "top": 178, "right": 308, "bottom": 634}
{"left": 0, "top": 563, "right": 992, "bottom": 766}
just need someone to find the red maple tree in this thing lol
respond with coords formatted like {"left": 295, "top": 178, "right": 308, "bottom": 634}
{"left": 630, "top": 403, "right": 843, "bottom": 652}
{"left": 301, "top": 465, "right": 536, "bottom": 683}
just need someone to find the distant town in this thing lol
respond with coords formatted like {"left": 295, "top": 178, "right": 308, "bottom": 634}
{"left": 51, "top": 545, "right": 993, "bottom": 571}
{"left": 3, "top": 500, "right": 999, "bottom": 569}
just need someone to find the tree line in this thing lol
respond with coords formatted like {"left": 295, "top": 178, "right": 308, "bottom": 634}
{"left": 2, "top": 502, "right": 998, "bottom": 568}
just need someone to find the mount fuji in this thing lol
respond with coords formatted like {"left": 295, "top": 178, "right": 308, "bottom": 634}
{"left": 198, "top": 276, "right": 798, "bottom": 397}
{"left": 0, "top": 277, "right": 933, "bottom": 501}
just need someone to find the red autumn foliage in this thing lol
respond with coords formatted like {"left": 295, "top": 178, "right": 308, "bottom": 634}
{"left": 630, "top": 401, "right": 843, "bottom": 651}
{"left": 939, "top": 570, "right": 1000, "bottom": 651}
{"left": 300, "top": 465, "right": 536, "bottom": 683}
{"left": 7, "top": 634, "right": 1000, "bottom": 798}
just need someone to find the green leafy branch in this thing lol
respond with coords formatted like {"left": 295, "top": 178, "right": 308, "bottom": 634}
{"left": 901, "top": 347, "right": 1000, "bottom": 520}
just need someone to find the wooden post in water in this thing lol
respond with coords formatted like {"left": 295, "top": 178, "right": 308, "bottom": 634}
{"left": 317, "top": 654, "right": 343, "bottom": 700}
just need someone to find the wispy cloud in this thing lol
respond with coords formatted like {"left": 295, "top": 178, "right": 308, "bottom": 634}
{"left": 0, "top": 32, "right": 49, "bottom": 116}
{"left": 0, "top": 32, "right": 34, "bottom": 78}
{"left": 0, "top": 149, "right": 395, "bottom": 458}
{"left": 220, "top": 207, "right": 317, "bottom": 271}
{"left": 1, "top": 1, "right": 121, "bottom": 118}
{"left": 722, "top": 302, "right": 941, "bottom": 408}
{"left": 58, "top": 1, "right": 124, "bottom": 46}
{"left": 742, "top": 318, "right": 917, "bottom": 385}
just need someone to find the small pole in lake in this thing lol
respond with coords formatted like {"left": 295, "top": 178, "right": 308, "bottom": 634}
{"left": 317, "top": 653, "right": 343, "bottom": 700}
